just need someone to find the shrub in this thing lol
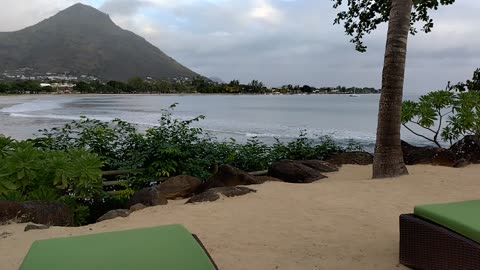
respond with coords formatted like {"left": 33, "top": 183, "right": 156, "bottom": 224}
{"left": 402, "top": 68, "right": 480, "bottom": 147}
{"left": 34, "top": 104, "right": 358, "bottom": 181}
{"left": 401, "top": 90, "right": 455, "bottom": 147}
{"left": 0, "top": 142, "right": 103, "bottom": 225}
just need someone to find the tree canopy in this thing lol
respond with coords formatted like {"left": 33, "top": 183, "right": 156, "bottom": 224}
{"left": 332, "top": 0, "right": 456, "bottom": 52}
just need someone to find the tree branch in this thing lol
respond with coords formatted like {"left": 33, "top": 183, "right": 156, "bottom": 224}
{"left": 403, "top": 124, "right": 441, "bottom": 147}
{"left": 412, "top": 121, "right": 437, "bottom": 134}
{"left": 441, "top": 111, "right": 452, "bottom": 118}
{"left": 433, "top": 111, "right": 443, "bottom": 148}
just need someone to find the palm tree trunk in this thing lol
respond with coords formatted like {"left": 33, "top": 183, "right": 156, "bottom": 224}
{"left": 372, "top": 0, "right": 412, "bottom": 179}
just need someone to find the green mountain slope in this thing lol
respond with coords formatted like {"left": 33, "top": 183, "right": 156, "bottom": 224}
{"left": 0, "top": 3, "right": 199, "bottom": 81}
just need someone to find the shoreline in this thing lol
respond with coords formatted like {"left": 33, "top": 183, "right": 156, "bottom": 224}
{"left": 0, "top": 92, "right": 381, "bottom": 97}
{"left": 2, "top": 164, "right": 480, "bottom": 269}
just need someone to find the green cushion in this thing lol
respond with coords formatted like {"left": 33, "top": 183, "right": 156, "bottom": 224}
{"left": 415, "top": 200, "right": 480, "bottom": 243}
{"left": 20, "top": 224, "right": 217, "bottom": 270}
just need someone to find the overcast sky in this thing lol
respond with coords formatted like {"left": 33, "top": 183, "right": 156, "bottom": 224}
{"left": 1, "top": 0, "right": 479, "bottom": 93}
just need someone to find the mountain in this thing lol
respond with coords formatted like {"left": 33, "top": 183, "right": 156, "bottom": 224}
{"left": 0, "top": 3, "right": 198, "bottom": 81}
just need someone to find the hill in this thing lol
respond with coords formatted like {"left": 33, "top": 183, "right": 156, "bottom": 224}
{"left": 0, "top": 3, "right": 199, "bottom": 81}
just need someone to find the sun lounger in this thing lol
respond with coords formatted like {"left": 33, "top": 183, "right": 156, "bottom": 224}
{"left": 20, "top": 224, "right": 219, "bottom": 270}
{"left": 400, "top": 200, "right": 480, "bottom": 270}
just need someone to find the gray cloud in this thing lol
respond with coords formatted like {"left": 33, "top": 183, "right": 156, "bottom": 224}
{"left": 101, "top": 0, "right": 145, "bottom": 16}
{"left": 0, "top": 0, "right": 479, "bottom": 93}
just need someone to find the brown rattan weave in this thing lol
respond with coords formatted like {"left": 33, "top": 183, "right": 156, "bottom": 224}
{"left": 399, "top": 214, "right": 480, "bottom": 270}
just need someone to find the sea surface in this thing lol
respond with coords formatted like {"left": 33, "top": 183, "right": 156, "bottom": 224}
{"left": 0, "top": 94, "right": 428, "bottom": 151}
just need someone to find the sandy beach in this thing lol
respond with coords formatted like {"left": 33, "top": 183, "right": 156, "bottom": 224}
{"left": 2, "top": 164, "right": 480, "bottom": 270}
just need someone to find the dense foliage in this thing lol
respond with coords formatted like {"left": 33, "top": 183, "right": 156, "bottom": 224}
{"left": 0, "top": 137, "right": 103, "bottom": 225}
{"left": 0, "top": 104, "right": 362, "bottom": 225}
{"left": 34, "top": 104, "right": 359, "bottom": 177}
{"left": 402, "top": 69, "right": 480, "bottom": 147}
{"left": 0, "top": 77, "right": 380, "bottom": 95}
{"left": 0, "top": 80, "right": 55, "bottom": 94}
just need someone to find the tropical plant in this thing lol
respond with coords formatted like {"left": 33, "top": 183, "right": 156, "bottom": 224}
{"left": 36, "top": 117, "right": 147, "bottom": 170}
{"left": 0, "top": 144, "right": 103, "bottom": 199}
{"left": 450, "top": 68, "right": 480, "bottom": 92}
{"left": 444, "top": 91, "right": 480, "bottom": 143}
{"left": 402, "top": 69, "right": 480, "bottom": 147}
{"left": 0, "top": 135, "right": 14, "bottom": 158}
{"left": 401, "top": 90, "right": 455, "bottom": 147}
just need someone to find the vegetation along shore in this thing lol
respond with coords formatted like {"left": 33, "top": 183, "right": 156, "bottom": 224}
{"left": 0, "top": 77, "right": 380, "bottom": 95}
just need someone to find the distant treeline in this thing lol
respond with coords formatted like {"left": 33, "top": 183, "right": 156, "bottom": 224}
{"left": 0, "top": 77, "right": 380, "bottom": 95}
{"left": 0, "top": 80, "right": 56, "bottom": 94}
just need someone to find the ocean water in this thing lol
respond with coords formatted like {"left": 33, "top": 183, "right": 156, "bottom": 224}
{"left": 0, "top": 94, "right": 427, "bottom": 151}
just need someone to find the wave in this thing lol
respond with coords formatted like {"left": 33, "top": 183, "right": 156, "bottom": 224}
{"left": 7, "top": 112, "right": 164, "bottom": 128}
{"left": 9, "top": 113, "right": 82, "bottom": 121}
{"left": 7, "top": 111, "right": 377, "bottom": 144}
{"left": 0, "top": 98, "right": 73, "bottom": 113}
{"left": 204, "top": 128, "right": 376, "bottom": 142}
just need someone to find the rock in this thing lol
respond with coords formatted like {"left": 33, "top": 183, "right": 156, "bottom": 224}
{"left": 0, "top": 201, "right": 22, "bottom": 224}
{"left": 24, "top": 224, "right": 50, "bottom": 232}
{"left": 0, "top": 201, "right": 74, "bottom": 226}
{"left": 402, "top": 141, "right": 457, "bottom": 167}
{"left": 327, "top": 152, "right": 374, "bottom": 166}
{"left": 186, "top": 187, "right": 256, "bottom": 203}
{"left": 97, "top": 209, "right": 131, "bottom": 222}
{"left": 127, "top": 187, "right": 168, "bottom": 208}
{"left": 206, "top": 165, "right": 263, "bottom": 189}
{"left": 156, "top": 175, "right": 202, "bottom": 199}
{"left": 129, "top": 203, "right": 146, "bottom": 212}
{"left": 296, "top": 160, "right": 339, "bottom": 172}
{"left": 254, "top": 176, "right": 283, "bottom": 183}
{"left": 450, "top": 135, "right": 480, "bottom": 164}
{"left": 268, "top": 160, "right": 327, "bottom": 183}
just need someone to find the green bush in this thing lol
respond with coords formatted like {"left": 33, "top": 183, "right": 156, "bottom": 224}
{"left": 0, "top": 143, "right": 103, "bottom": 198}
{"left": 401, "top": 90, "right": 455, "bottom": 147}
{"left": 36, "top": 117, "right": 146, "bottom": 170}
{"left": 0, "top": 135, "right": 14, "bottom": 158}
{"left": 34, "top": 104, "right": 357, "bottom": 181}
{"left": 0, "top": 142, "right": 103, "bottom": 225}
{"left": 444, "top": 91, "right": 480, "bottom": 142}
{"left": 402, "top": 68, "right": 480, "bottom": 147}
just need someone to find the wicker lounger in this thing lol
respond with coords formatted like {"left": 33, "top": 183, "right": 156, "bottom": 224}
{"left": 399, "top": 214, "right": 480, "bottom": 270}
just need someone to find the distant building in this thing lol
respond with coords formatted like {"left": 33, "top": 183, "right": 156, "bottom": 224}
{"left": 51, "top": 82, "right": 76, "bottom": 89}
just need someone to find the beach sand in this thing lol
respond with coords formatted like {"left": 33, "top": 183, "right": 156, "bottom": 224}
{"left": 2, "top": 164, "right": 480, "bottom": 270}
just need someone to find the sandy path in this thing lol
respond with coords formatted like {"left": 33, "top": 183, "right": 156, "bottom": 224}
{"left": 2, "top": 165, "right": 480, "bottom": 270}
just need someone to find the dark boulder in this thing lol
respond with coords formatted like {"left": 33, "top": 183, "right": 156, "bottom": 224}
{"left": 206, "top": 165, "right": 263, "bottom": 189}
{"left": 129, "top": 203, "right": 146, "bottom": 212}
{"left": 327, "top": 152, "right": 373, "bottom": 166}
{"left": 186, "top": 187, "right": 256, "bottom": 204}
{"left": 450, "top": 135, "right": 480, "bottom": 164}
{"left": 296, "top": 160, "right": 339, "bottom": 172}
{"left": 156, "top": 175, "right": 202, "bottom": 199}
{"left": 97, "top": 209, "right": 131, "bottom": 222}
{"left": 0, "top": 201, "right": 22, "bottom": 224}
{"left": 24, "top": 224, "right": 50, "bottom": 232}
{"left": 0, "top": 201, "right": 73, "bottom": 226}
{"left": 268, "top": 160, "right": 327, "bottom": 183}
{"left": 127, "top": 187, "right": 168, "bottom": 208}
{"left": 402, "top": 141, "right": 457, "bottom": 167}
{"left": 254, "top": 176, "right": 283, "bottom": 183}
